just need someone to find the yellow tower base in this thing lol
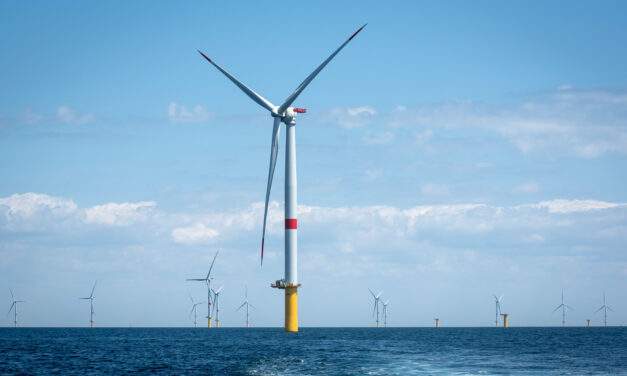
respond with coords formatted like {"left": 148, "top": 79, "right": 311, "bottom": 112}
{"left": 207, "top": 318, "right": 212, "bottom": 328}
{"left": 285, "top": 286, "right": 299, "bottom": 332}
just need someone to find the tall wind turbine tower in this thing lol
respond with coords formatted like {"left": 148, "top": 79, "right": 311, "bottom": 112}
{"left": 382, "top": 300, "right": 389, "bottom": 328}
{"left": 79, "top": 281, "right": 97, "bottom": 328}
{"left": 7, "top": 289, "right": 25, "bottom": 328}
{"left": 236, "top": 286, "right": 255, "bottom": 328}
{"left": 187, "top": 250, "right": 219, "bottom": 328}
{"left": 552, "top": 290, "right": 573, "bottom": 326}
{"left": 368, "top": 289, "right": 382, "bottom": 328}
{"left": 198, "top": 25, "right": 366, "bottom": 332}
{"left": 211, "top": 286, "right": 223, "bottom": 328}
{"left": 595, "top": 292, "right": 613, "bottom": 327}
{"left": 493, "top": 294, "right": 503, "bottom": 327}
{"left": 189, "top": 295, "right": 204, "bottom": 328}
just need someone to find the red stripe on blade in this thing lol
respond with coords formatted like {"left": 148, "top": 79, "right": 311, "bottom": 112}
{"left": 285, "top": 219, "right": 298, "bottom": 229}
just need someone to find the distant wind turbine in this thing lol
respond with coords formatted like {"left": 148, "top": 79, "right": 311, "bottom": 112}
{"left": 189, "top": 295, "right": 204, "bottom": 328}
{"left": 7, "top": 288, "right": 25, "bottom": 328}
{"left": 187, "top": 250, "right": 219, "bottom": 328}
{"left": 493, "top": 294, "right": 503, "bottom": 327}
{"left": 595, "top": 292, "right": 613, "bottom": 327}
{"left": 368, "top": 288, "right": 383, "bottom": 328}
{"left": 211, "top": 286, "right": 224, "bottom": 328}
{"left": 79, "top": 281, "right": 97, "bottom": 328}
{"left": 236, "top": 286, "right": 254, "bottom": 328}
{"left": 382, "top": 300, "right": 389, "bottom": 328}
{"left": 552, "top": 290, "right": 573, "bottom": 326}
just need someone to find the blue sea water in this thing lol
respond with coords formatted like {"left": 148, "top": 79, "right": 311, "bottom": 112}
{"left": 0, "top": 327, "right": 625, "bottom": 375}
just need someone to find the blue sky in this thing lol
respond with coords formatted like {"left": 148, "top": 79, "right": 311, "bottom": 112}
{"left": 1, "top": 1, "right": 626, "bottom": 327}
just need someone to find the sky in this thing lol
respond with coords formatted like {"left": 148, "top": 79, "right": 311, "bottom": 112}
{"left": 1, "top": 0, "right": 626, "bottom": 327}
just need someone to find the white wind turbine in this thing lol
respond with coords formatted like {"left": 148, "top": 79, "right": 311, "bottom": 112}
{"left": 211, "top": 286, "right": 224, "bottom": 328}
{"left": 79, "top": 281, "right": 97, "bottom": 328}
{"left": 368, "top": 288, "right": 383, "bottom": 328}
{"left": 7, "top": 288, "right": 25, "bottom": 328}
{"left": 493, "top": 294, "right": 503, "bottom": 327}
{"left": 595, "top": 292, "right": 613, "bottom": 327}
{"left": 187, "top": 250, "right": 219, "bottom": 328}
{"left": 236, "top": 286, "right": 255, "bottom": 328}
{"left": 189, "top": 295, "right": 204, "bottom": 328}
{"left": 552, "top": 289, "right": 573, "bottom": 327}
{"left": 198, "top": 24, "right": 366, "bottom": 332}
{"left": 382, "top": 300, "right": 389, "bottom": 328}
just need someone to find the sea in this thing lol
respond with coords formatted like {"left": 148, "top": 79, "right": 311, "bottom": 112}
{"left": 0, "top": 327, "right": 625, "bottom": 375}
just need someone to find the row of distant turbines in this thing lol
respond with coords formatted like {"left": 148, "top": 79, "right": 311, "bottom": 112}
{"left": 490, "top": 291, "right": 613, "bottom": 328}
{"left": 366, "top": 289, "right": 615, "bottom": 328}
{"left": 6, "top": 251, "right": 256, "bottom": 328}
{"left": 3, "top": 285, "right": 617, "bottom": 328}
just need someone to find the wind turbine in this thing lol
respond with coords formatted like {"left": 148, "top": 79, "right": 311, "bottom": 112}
{"left": 382, "top": 300, "right": 389, "bottom": 327}
{"left": 552, "top": 289, "right": 573, "bottom": 327}
{"left": 368, "top": 288, "right": 382, "bottom": 328}
{"left": 595, "top": 292, "right": 613, "bottom": 327}
{"left": 189, "top": 295, "right": 204, "bottom": 328}
{"left": 7, "top": 289, "right": 25, "bottom": 328}
{"left": 211, "top": 286, "right": 224, "bottom": 328}
{"left": 187, "top": 250, "right": 219, "bottom": 328}
{"left": 236, "top": 286, "right": 255, "bottom": 328}
{"left": 198, "top": 24, "right": 366, "bottom": 333}
{"left": 493, "top": 294, "right": 503, "bottom": 327}
{"left": 79, "top": 281, "right": 97, "bottom": 328}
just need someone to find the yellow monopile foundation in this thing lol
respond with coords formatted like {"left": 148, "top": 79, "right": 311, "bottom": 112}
{"left": 285, "top": 286, "right": 299, "bottom": 332}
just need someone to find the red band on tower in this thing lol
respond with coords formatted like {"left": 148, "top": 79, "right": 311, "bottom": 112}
{"left": 285, "top": 218, "right": 298, "bottom": 229}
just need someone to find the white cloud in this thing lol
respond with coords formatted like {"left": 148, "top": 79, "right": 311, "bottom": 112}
{"left": 328, "top": 106, "right": 377, "bottom": 129}
{"left": 0, "top": 193, "right": 77, "bottom": 220}
{"left": 171, "top": 223, "right": 219, "bottom": 245}
{"left": 3, "top": 193, "right": 627, "bottom": 272}
{"left": 57, "top": 106, "right": 95, "bottom": 125}
{"left": 168, "top": 102, "right": 213, "bottom": 123}
{"left": 526, "top": 199, "right": 625, "bottom": 214}
{"left": 378, "top": 89, "right": 627, "bottom": 158}
{"left": 84, "top": 201, "right": 157, "bottom": 226}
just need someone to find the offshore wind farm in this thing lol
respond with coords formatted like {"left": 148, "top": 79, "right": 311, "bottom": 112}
{"left": 1, "top": 1, "right": 627, "bottom": 374}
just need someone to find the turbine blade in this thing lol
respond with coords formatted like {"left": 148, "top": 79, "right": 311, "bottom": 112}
{"left": 368, "top": 288, "right": 376, "bottom": 298}
{"left": 7, "top": 302, "right": 15, "bottom": 316}
{"left": 260, "top": 117, "right": 282, "bottom": 266}
{"left": 206, "top": 250, "right": 219, "bottom": 279}
{"left": 216, "top": 286, "right": 224, "bottom": 294}
{"left": 236, "top": 302, "right": 246, "bottom": 311}
{"left": 276, "top": 24, "right": 367, "bottom": 115}
{"left": 248, "top": 303, "right": 256, "bottom": 310}
{"left": 198, "top": 51, "right": 276, "bottom": 113}
{"left": 90, "top": 281, "right": 97, "bottom": 298}
{"left": 607, "top": 306, "right": 613, "bottom": 312}
{"left": 553, "top": 304, "right": 563, "bottom": 312}
{"left": 9, "top": 288, "right": 14, "bottom": 300}
{"left": 595, "top": 306, "right": 605, "bottom": 313}
{"left": 187, "top": 278, "right": 206, "bottom": 281}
